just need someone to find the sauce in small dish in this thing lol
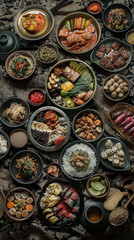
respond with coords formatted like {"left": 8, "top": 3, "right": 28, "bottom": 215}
{"left": 87, "top": 1, "right": 102, "bottom": 15}
{"left": 86, "top": 206, "right": 102, "bottom": 223}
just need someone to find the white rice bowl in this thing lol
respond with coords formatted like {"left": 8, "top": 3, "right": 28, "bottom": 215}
{"left": 62, "top": 143, "right": 97, "bottom": 178}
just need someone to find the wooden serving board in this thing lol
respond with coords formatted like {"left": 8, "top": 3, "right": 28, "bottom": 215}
{"left": 109, "top": 103, "right": 134, "bottom": 146}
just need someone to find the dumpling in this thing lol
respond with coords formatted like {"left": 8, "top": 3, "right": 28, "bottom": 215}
{"left": 105, "top": 139, "right": 113, "bottom": 149}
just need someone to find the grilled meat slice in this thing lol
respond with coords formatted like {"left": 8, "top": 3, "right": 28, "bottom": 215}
{"left": 98, "top": 44, "right": 105, "bottom": 52}
{"left": 96, "top": 50, "right": 104, "bottom": 58}
{"left": 113, "top": 56, "right": 126, "bottom": 68}
{"left": 106, "top": 46, "right": 112, "bottom": 54}
{"left": 109, "top": 50, "right": 120, "bottom": 63}
{"left": 111, "top": 42, "right": 121, "bottom": 50}
{"left": 119, "top": 46, "right": 128, "bottom": 60}
{"left": 105, "top": 60, "right": 114, "bottom": 70}
{"left": 100, "top": 56, "right": 109, "bottom": 67}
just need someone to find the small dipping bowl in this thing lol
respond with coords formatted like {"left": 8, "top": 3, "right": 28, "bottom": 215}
{"left": 125, "top": 29, "right": 134, "bottom": 46}
{"left": 86, "top": 0, "right": 102, "bottom": 15}
{"left": 86, "top": 205, "right": 103, "bottom": 224}
{"left": 38, "top": 43, "right": 59, "bottom": 65}
{"left": 28, "top": 89, "right": 46, "bottom": 107}
{"left": 86, "top": 174, "right": 110, "bottom": 199}
{"left": 10, "top": 129, "right": 28, "bottom": 148}
{"left": 45, "top": 163, "right": 62, "bottom": 178}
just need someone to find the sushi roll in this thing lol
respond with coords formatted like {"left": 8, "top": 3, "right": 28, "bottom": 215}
{"left": 60, "top": 186, "right": 69, "bottom": 197}
{"left": 72, "top": 205, "right": 80, "bottom": 214}
{"left": 70, "top": 192, "right": 79, "bottom": 201}
{"left": 57, "top": 209, "right": 68, "bottom": 218}
{"left": 66, "top": 213, "right": 76, "bottom": 221}
{"left": 105, "top": 139, "right": 113, "bottom": 149}
{"left": 48, "top": 216, "right": 59, "bottom": 224}
{"left": 65, "top": 198, "right": 74, "bottom": 208}
{"left": 53, "top": 203, "right": 63, "bottom": 213}
{"left": 63, "top": 189, "right": 73, "bottom": 199}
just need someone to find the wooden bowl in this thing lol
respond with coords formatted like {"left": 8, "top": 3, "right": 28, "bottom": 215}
{"left": 4, "top": 187, "right": 37, "bottom": 221}
{"left": 5, "top": 51, "right": 36, "bottom": 80}
{"left": 103, "top": 74, "right": 130, "bottom": 102}
{"left": 86, "top": 174, "right": 110, "bottom": 199}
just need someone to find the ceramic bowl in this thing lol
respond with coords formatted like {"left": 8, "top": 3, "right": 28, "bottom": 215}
{"left": 86, "top": 0, "right": 102, "bottom": 15}
{"left": 0, "top": 97, "right": 30, "bottom": 128}
{"left": 38, "top": 43, "right": 59, "bottom": 65}
{"left": 125, "top": 29, "right": 134, "bottom": 46}
{"left": 45, "top": 163, "right": 62, "bottom": 178}
{"left": 86, "top": 174, "right": 110, "bottom": 199}
{"left": 4, "top": 187, "right": 37, "bottom": 221}
{"left": 28, "top": 89, "right": 46, "bottom": 107}
{"left": 72, "top": 109, "right": 104, "bottom": 143}
{"left": 0, "top": 129, "right": 10, "bottom": 160}
{"left": 5, "top": 51, "right": 36, "bottom": 81}
{"left": 103, "top": 74, "right": 130, "bottom": 102}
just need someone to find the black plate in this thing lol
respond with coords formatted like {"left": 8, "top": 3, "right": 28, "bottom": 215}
{"left": 38, "top": 178, "right": 84, "bottom": 229}
{"left": 90, "top": 37, "right": 133, "bottom": 73}
{"left": 10, "top": 150, "right": 43, "bottom": 184}
{"left": 0, "top": 129, "right": 10, "bottom": 160}
{"left": 97, "top": 137, "right": 131, "bottom": 172}
{"left": 60, "top": 140, "right": 99, "bottom": 181}
{"left": 0, "top": 97, "right": 30, "bottom": 128}
{"left": 102, "top": 3, "right": 133, "bottom": 34}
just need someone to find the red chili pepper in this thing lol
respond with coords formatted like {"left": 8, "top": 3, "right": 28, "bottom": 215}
{"left": 124, "top": 121, "right": 134, "bottom": 132}
{"left": 115, "top": 112, "right": 127, "bottom": 124}
{"left": 30, "top": 92, "right": 44, "bottom": 104}
{"left": 54, "top": 136, "right": 65, "bottom": 146}
{"left": 119, "top": 117, "right": 132, "bottom": 127}
{"left": 128, "top": 126, "right": 134, "bottom": 135}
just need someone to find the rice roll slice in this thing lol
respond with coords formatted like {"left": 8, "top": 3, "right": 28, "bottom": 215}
{"left": 64, "top": 198, "right": 74, "bottom": 208}
{"left": 48, "top": 216, "right": 59, "bottom": 224}
{"left": 66, "top": 213, "right": 76, "bottom": 221}
{"left": 61, "top": 186, "right": 69, "bottom": 197}
{"left": 57, "top": 209, "right": 68, "bottom": 218}
{"left": 63, "top": 189, "right": 73, "bottom": 199}
{"left": 72, "top": 205, "right": 80, "bottom": 214}
{"left": 69, "top": 192, "right": 79, "bottom": 202}
{"left": 53, "top": 203, "right": 63, "bottom": 213}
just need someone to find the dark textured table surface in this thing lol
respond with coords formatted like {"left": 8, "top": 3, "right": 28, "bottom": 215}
{"left": 0, "top": 0, "right": 134, "bottom": 240}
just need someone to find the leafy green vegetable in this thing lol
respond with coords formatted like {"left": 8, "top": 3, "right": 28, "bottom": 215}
{"left": 10, "top": 56, "right": 31, "bottom": 77}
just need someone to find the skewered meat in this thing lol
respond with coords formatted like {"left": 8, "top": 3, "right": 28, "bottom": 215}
{"left": 113, "top": 56, "right": 126, "bottom": 68}
{"left": 63, "top": 66, "right": 80, "bottom": 83}
{"left": 109, "top": 50, "right": 120, "bottom": 63}
{"left": 96, "top": 50, "right": 104, "bottom": 58}
{"left": 119, "top": 46, "right": 128, "bottom": 60}
{"left": 98, "top": 44, "right": 105, "bottom": 52}
{"left": 111, "top": 42, "right": 121, "bottom": 50}
{"left": 100, "top": 56, "right": 109, "bottom": 67}
{"left": 106, "top": 46, "right": 112, "bottom": 54}
{"left": 105, "top": 60, "right": 114, "bottom": 70}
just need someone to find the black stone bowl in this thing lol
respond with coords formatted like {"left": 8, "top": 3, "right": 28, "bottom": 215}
{"left": 102, "top": 3, "right": 133, "bottom": 34}
{"left": 0, "top": 97, "right": 30, "bottom": 128}
{"left": 9, "top": 150, "right": 43, "bottom": 185}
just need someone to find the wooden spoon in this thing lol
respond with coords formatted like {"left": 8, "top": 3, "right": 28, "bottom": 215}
{"left": 124, "top": 183, "right": 134, "bottom": 192}
{"left": 104, "top": 189, "right": 129, "bottom": 211}
{"left": 109, "top": 193, "right": 134, "bottom": 226}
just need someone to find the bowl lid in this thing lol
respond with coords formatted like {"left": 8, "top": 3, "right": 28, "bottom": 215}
{"left": 0, "top": 31, "right": 20, "bottom": 54}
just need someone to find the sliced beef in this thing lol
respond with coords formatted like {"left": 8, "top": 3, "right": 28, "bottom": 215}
{"left": 111, "top": 42, "right": 121, "bottom": 50}
{"left": 98, "top": 44, "right": 105, "bottom": 52}
{"left": 113, "top": 56, "right": 126, "bottom": 69}
{"left": 119, "top": 46, "right": 128, "bottom": 60}
{"left": 105, "top": 60, "right": 114, "bottom": 70}
{"left": 96, "top": 50, "right": 104, "bottom": 58}
{"left": 109, "top": 50, "right": 120, "bottom": 63}
{"left": 100, "top": 56, "right": 109, "bottom": 67}
{"left": 106, "top": 46, "right": 112, "bottom": 54}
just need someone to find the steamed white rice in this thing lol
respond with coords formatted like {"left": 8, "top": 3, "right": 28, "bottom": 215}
{"left": 62, "top": 143, "right": 97, "bottom": 178}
